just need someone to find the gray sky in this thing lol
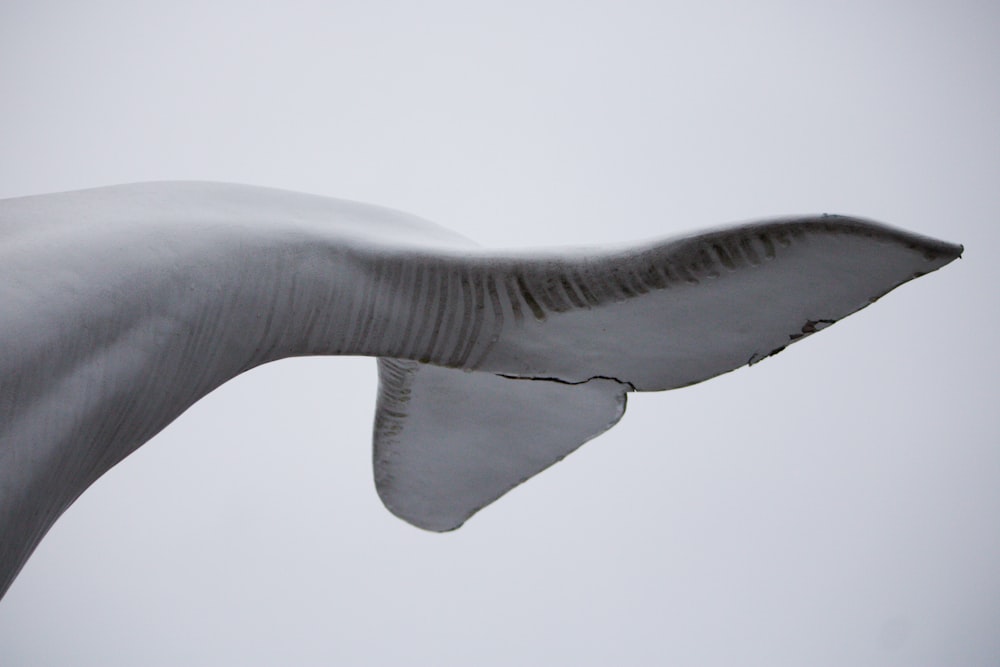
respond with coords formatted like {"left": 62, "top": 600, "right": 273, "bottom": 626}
{"left": 1, "top": 1, "right": 997, "bottom": 665}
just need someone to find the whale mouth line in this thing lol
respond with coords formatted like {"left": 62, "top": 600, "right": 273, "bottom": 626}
{"left": 495, "top": 372, "right": 638, "bottom": 392}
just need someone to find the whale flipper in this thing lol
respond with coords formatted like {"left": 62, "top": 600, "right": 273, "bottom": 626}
{"left": 373, "top": 358, "right": 627, "bottom": 531}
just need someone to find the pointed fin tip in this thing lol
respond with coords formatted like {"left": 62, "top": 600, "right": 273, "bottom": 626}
{"left": 927, "top": 238, "right": 963, "bottom": 262}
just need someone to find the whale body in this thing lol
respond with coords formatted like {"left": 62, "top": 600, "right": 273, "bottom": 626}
{"left": 0, "top": 181, "right": 962, "bottom": 599}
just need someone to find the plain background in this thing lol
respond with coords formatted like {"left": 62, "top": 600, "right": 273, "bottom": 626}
{"left": 0, "top": 1, "right": 997, "bottom": 665}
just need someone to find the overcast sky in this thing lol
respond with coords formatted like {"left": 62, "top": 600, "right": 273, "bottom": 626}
{"left": 1, "top": 1, "right": 997, "bottom": 665}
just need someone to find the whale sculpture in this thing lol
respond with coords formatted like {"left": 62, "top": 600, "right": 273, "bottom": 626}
{"left": 0, "top": 181, "right": 962, "bottom": 599}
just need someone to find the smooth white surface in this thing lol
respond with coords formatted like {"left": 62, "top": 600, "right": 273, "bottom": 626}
{"left": 375, "top": 360, "right": 627, "bottom": 531}
{"left": 0, "top": 2, "right": 996, "bottom": 665}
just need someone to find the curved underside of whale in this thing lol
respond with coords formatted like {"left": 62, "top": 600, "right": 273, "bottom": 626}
{"left": 0, "top": 181, "right": 962, "bottom": 597}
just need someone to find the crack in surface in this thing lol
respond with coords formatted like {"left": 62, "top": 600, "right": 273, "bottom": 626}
{"left": 789, "top": 318, "right": 836, "bottom": 341}
{"left": 495, "top": 372, "right": 637, "bottom": 392}
{"left": 747, "top": 316, "right": 840, "bottom": 365}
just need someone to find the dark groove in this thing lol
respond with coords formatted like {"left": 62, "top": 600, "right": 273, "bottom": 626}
{"left": 758, "top": 232, "right": 776, "bottom": 259}
{"left": 559, "top": 274, "right": 588, "bottom": 309}
{"left": 387, "top": 262, "right": 411, "bottom": 353}
{"left": 611, "top": 268, "right": 636, "bottom": 298}
{"left": 696, "top": 247, "right": 720, "bottom": 278}
{"left": 624, "top": 267, "right": 651, "bottom": 295}
{"left": 450, "top": 265, "right": 476, "bottom": 366}
{"left": 346, "top": 254, "right": 376, "bottom": 353}
{"left": 674, "top": 261, "right": 700, "bottom": 285}
{"left": 503, "top": 272, "right": 525, "bottom": 324}
{"left": 496, "top": 372, "right": 637, "bottom": 392}
{"left": 739, "top": 237, "right": 762, "bottom": 266}
{"left": 571, "top": 267, "right": 603, "bottom": 306}
{"left": 355, "top": 255, "right": 383, "bottom": 351}
{"left": 455, "top": 268, "right": 487, "bottom": 367}
{"left": 377, "top": 261, "right": 405, "bottom": 356}
{"left": 657, "top": 261, "right": 679, "bottom": 287}
{"left": 515, "top": 271, "right": 547, "bottom": 321}
{"left": 410, "top": 262, "right": 439, "bottom": 362}
{"left": 397, "top": 261, "right": 424, "bottom": 359}
{"left": 712, "top": 242, "right": 737, "bottom": 270}
{"left": 422, "top": 263, "right": 453, "bottom": 363}
{"left": 580, "top": 264, "right": 615, "bottom": 303}
{"left": 465, "top": 272, "right": 505, "bottom": 370}
{"left": 539, "top": 274, "right": 571, "bottom": 313}
{"left": 636, "top": 262, "right": 666, "bottom": 290}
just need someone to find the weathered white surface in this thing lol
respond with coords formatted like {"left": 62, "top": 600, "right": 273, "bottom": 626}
{"left": 0, "top": 181, "right": 961, "bottom": 598}
{"left": 375, "top": 359, "right": 627, "bottom": 531}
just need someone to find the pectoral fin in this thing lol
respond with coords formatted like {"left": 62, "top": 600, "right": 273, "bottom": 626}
{"left": 373, "top": 358, "right": 627, "bottom": 531}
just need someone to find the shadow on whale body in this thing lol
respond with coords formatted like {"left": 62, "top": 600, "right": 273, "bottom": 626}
{"left": 0, "top": 181, "right": 963, "bottom": 598}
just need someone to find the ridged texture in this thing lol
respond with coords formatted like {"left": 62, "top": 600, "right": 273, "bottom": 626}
{"left": 373, "top": 358, "right": 418, "bottom": 456}
{"left": 373, "top": 359, "right": 627, "bottom": 531}
{"left": 325, "top": 216, "right": 960, "bottom": 381}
